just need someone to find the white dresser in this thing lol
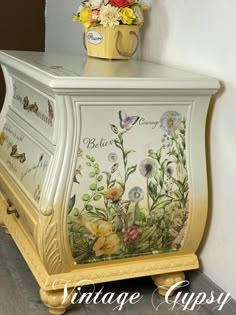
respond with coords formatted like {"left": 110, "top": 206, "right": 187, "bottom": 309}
{"left": 0, "top": 51, "right": 219, "bottom": 314}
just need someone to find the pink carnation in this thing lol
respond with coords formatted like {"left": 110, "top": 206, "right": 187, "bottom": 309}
{"left": 88, "top": 10, "right": 100, "bottom": 22}
{"left": 109, "top": 0, "right": 135, "bottom": 7}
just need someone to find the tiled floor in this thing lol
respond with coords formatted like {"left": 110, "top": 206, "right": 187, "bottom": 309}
{"left": 0, "top": 226, "right": 212, "bottom": 315}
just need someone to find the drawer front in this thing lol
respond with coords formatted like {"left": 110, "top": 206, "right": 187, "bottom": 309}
{"left": 10, "top": 76, "right": 56, "bottom": 142}
{"left": 0, "top": 192, "right": 37, "bottom": 243}
{"left": 0, "top": 116, "right": 52, "bottom": 207}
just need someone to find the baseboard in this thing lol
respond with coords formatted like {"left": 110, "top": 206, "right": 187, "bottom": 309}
{"left": 187, "top": 270, "right": 236, "bottom": 315}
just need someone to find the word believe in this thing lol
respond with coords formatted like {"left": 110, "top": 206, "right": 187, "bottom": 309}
{"left": 83, "top": 137, "right": 114, "bottom": 150}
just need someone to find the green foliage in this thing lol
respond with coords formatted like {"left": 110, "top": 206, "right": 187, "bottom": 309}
{"left": 67, "top": 114, "right": 189, "bottom": 264}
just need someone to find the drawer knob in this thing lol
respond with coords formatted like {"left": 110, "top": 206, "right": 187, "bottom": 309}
{"left": 23, "top": 96, "right": 38, "bottom": 113}
{"left": 6, "top": 199, "right": 20, "bottom": 218}
{"left": 10, "top": 145, "right": 26, "bottom": 163}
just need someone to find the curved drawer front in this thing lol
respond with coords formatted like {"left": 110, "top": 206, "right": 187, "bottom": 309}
{"left": 10, "top": 77, "right": 55, "bottom": 143}
{"left": 0, "top": 117, "right": 51, "bottom": 206}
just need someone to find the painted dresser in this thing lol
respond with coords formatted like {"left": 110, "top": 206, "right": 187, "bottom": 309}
{"left": 0, "top": 51, "right": 219, "bottom": 314}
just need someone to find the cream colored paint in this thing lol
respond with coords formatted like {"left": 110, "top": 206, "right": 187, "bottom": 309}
{"left": 45, "top": 0, "right": 236, "bottom": 298}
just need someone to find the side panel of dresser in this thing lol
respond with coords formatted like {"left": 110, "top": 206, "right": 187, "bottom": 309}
{"left": 52, "top": 91, "right": 213, "bottom": 272}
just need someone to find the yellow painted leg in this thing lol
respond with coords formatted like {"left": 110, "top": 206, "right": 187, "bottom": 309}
{"left": 40, "top": 288, "right": 72, "bottom": 315}
{"left": 152, "top": 271, "right": 185, "bottom": 296}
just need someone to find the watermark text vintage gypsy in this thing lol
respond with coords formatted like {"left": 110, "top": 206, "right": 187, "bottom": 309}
{"left": 52, "top": 279, "right": 232, "bottom": 312}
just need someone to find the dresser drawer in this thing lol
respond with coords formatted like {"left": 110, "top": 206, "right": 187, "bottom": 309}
{"left": 0, "top": 116, "right": 52, "bottom": 207}
{"left": 0, "top": 191, "right": 37, "bottom": 243}
{"left": 10, "top": 76, "right": 56, "bottom": 143}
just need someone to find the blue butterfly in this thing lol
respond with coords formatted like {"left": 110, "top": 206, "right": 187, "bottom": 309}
{"left": 119, "top": 111, "right": 139, "bottom": 130}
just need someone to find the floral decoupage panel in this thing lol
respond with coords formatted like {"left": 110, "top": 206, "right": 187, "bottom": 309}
{"left": 68, "top": 105, "right": 190, "bottom": 264}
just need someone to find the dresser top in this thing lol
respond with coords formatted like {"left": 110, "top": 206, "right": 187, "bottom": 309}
{"left": 0, "top": 50, "right": 219, "bottom": 91}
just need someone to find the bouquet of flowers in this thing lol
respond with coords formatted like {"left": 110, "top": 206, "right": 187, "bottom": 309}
{"left": 73, "top": 0, "right": 150, "bottom": 28}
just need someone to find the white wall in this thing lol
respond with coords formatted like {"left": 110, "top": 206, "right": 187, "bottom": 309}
{"left": 141, "top": 0, "right": 236, "bottom": 299}
{"left": 46, "top": 0, "right": 236, "bottom": 298}
{"left": 46, "top": 0, "right": 85, "bottom": 54}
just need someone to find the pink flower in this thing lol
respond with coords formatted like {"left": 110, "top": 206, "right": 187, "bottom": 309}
{"left": 109, "top": 0, "right": 135, "bottom": 7}
{"left": 88, "top": 10, "right": 100, "bottom": 22}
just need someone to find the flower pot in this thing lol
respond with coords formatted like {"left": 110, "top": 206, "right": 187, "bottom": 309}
{"left": 84, "top": 25, "right": 139, "bottom": 60}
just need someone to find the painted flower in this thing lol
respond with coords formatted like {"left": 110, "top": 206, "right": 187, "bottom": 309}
{"left": 110, "top": 124, "right": 119, "bottom": 134}
{"left": 120, "top": 7, "right": 136, "bottom": 25}
{"left": 139, "top": 158, "right": 157, "bottom": 178}
{"left": 165, "top": 165, "right": 174, "bottom": 178}
{"left": 0, "top": 132, "right": 6, "bottom": 145}
{"left": 77, "top": 7, "right": 92, "bottom": 28}
{"left": 122, "top": 225, "right": 143, "bottom": 242}
{"left": 105, "top": 185, "right": 123, "bottom": 201}
{"left": 160, "top": 111, "right": 182, "bottom": 133}
{"left": 108, "top": 152, "right": 118, "bottom": 163}
{"left": 111, "top": 163, "right": 119, "bottom": 173}
{"left": 99, "top": 4, "right": 121, "bottom": 28}
{"left": 128, "top": 186, "right": 144, "bottom": 202}
{"left": 85, "top": 221, "right": 113, "bottom": 237}
{"left": 109, "top": 0, "right": 135, "bottom": 7}
{"left": 89, "top": 0, "right": 109, "bottom": 10}
{"left": 88, "top": 10, "right": 100, "bottom": 23}
{"left": 93, "top": 233, "right": 120, "bottom": 256}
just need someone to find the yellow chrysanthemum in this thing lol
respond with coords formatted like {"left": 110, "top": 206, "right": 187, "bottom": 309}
{"left": 78, "top": 7, "right": 92, "bottom": 28}
{"left": 93, "top": 234, "right": 120, "bottom": 256}
{"left": 120, "top": 7, "right": 136, "bottom": 25}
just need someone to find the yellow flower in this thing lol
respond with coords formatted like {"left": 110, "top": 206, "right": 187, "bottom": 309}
{"left": 72, "top": 15, "right": 80, "bottom": 22}
{"left": 120, "top": 7, "right": 136, "bottom": 25}
{"left": 105, "top": 185, "right": 123, "bottom": 201}
{"left": 78, "top": 7, "right": 92, "bottom": 28}
{"left": 85, "top": 221, "right": 113, "bottom": 237}
{"left": 93, "top": 234, "right": 120, "bottom": 256}
{"left": 141, "top": 5, "right": 148, "bottom": 12}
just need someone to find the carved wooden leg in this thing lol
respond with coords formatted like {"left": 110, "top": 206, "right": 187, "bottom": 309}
{"left": 152, "top": 271, "right": 185, "bottom": 297}
{"left": 40, "top": 288, "right": 72, "bottom": 315}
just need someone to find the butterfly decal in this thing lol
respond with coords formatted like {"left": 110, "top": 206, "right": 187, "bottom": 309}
{"left": 119, "top": 110, "right": 139, "bottom": 130}
{"left": 48, "top": 100, "right": 54, "bottom": 121}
